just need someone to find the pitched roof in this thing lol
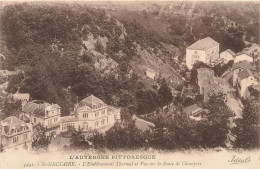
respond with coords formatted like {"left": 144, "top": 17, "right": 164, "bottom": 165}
{"left": 19, "top": 113, "right": 30, "bottom": 123}
{"left": 235, "top": 52, "right": 252, "bottom": 57}
{"left": 232, "top": 60, "right": 256, "bottom": 70}
{"left": 1, "top": 116, "right": 24, "bottom": 126}
{"left": 1, "top": 116, "right": 30, "bottom": 135}
{"left": 183, "top": 104, "right": 201, "bottom": 115}
{"left": 78, "top": 95, "right": 105, "bottom": 109}
{"left": 238, "top": 69, "right": 251, "bottom": 80}
{"left": 23, "top": 100, "right": 60, "bottom": 117}
{"left": 187, "top": 37, "right": 219, "bottom": 50}
{"left": 222, "top": 49, "right": 236, "bottom": 56}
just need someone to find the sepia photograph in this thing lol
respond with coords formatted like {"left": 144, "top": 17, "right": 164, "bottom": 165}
{"left": 0, "top": 0, "right": 259, "bottom": 169}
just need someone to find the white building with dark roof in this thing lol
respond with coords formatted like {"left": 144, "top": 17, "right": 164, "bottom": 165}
{"left": 186, "top": 37, "right": 219, "bottom": 69}
{"left": 0, "top": 116, "right": 32, "bottom": 149}
{"left": 60, "top": 95, "right": 120, "bottom": 133}
{"left": 21, "top": 100, "right": 61, "bottom": 137}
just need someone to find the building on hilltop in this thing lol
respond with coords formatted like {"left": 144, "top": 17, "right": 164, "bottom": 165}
{"left": 21, "top": 100, "right": 61, "bottom": 137}
{"left": 186, "top": 37, "right": 220, "bottom": 70}
{"left": 0, "top": 116, "right": 32, "bottom": 149}
{"left": 220, "top": 49, "right": 236, "bottom": 64}
{"left": 60, "top": 95, "right": 120, "bottom": 133}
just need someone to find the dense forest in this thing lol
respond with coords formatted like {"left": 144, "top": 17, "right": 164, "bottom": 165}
{"left": 0, "top": 3, "right": 175, "bottom": 116}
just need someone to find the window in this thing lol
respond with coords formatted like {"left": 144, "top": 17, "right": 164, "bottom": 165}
{"left": 114, "top": 114, "right": 117, "bottom": 121}
{"left": 101, "top": 119, "right": 105, "bottom": 125}
{"left": 95, "top": 121, "right": 99, "bottom": 127}
{"left": 13, "top": 136, "right": 18, "bottom": 143}
{"left": 34, "top": 118, "right": 36, "bottom": 123}
{"left": 83, "top": 113, "right": 87, "bottom": 118}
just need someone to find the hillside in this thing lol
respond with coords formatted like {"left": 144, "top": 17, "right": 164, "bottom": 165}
{"left": 0, "top": 3, "right": 182, "bottom": 117}
{"left": 0, "top": 1, "right": 259, "bottom": 118}
{"left": 90, "top": 1, "right": 259, "bottom": 53}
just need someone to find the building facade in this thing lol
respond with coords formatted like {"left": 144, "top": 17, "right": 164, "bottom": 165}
{"left": 60, "top": 95, "right": 120, "bottom": 133}
{"left": 186, "top": 37, "right": 219, "bottom": 70}
{"left": 0, "top": 116, "right": 32, "bottom": 149}
{"left": 234, "top": 53, "right": 253, "bottom": 64}
{"left": 232, "top": 60, "right": 257, "bottom": 88}
{"left": 220, "top": 49, "right": 236, "bottom": 64}
{"left": 236, "top": 69, "right": 259, "bottom": 98}
{"left": 21, "top": 100, "right": 61, "bottom": 137}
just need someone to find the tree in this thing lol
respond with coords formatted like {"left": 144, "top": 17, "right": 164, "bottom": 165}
{"left": 1, "top": 99, "right": 21, "bottom": 119}
{"left": 94, "top": 39, "right": 105, "bottom": 54}
{"left": 32, "top": 124, "right": 52, "bottom": 151}
{"left": 70, "top": 128, "right": 90, "bottom": 150}
{"left": 91, "top": 130, "right": 105, "bottom": 149}
{"left": 157, "top": 79, "right": 173, "bottom": 107}
{"left": 105, "top": 120, "right": 145, "bottom": 150}
{"left": 198, "top": 93, "right": 234, "bottom": 148}
{"left": 147, "top": 112, "right": 201, "bottom": 150}
{"left": 6, "top": 73, "right": 24, "bottom": 93}
{"left": 135, "top": 89, "right": 158, "bottom": 114}
{"left": 233, "top": 99, "right": 260, "bottom": 149}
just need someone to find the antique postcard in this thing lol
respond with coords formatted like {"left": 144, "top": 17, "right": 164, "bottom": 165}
{"left": 0, "top": 0, "right": 259, "bottom": 169}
